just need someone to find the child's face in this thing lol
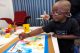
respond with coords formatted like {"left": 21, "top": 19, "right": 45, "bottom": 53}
{"left": 52, "top": 1, "right": 70, "bottom": 22}
{"left": 52, "top": 8, "right": 68, "bottom": 22}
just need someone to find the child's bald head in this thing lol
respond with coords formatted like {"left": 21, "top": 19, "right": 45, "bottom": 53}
{"left": 51, "top": 0, "right": 71, "bottom": 22}
{"left": 52, "top": 0, "right": 71, "bottom": 12}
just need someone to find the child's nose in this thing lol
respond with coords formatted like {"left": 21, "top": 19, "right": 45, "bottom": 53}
{"left": 55, "top": 12, "right": 59, "bottom": 15}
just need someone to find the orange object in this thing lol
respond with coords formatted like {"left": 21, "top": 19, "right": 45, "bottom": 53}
{"left": 5, "top": 28, "right": 12, "bottom": 33}
{"left": 38, "top": 43, "right": 43, "bottom": 46}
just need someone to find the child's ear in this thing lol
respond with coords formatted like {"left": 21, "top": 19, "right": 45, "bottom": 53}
{"left": 65, "top": 13, "right": 72, "bottom": 17}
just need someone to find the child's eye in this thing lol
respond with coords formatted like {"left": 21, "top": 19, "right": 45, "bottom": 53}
{"left": 52, "top": 11, "right": 63, "bottom": 15}
{"left": 56, "top": 11, "right": 62, "bottom": 15}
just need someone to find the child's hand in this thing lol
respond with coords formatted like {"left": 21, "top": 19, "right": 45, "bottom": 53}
{"left": 40, "top": 14, "right": 50, "bottom": 20}
{"left": 19, "top": 33, "right": 29, "bottom": 40}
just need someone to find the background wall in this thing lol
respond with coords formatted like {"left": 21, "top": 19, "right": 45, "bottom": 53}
{"left": 0, "top": 0, "right": 14, "bottom": 20}
{"left": 0, "top": 0, "right": 14, "bottom": 28}
{"left": 12, "top": 0, "right": 55, "bottom": 26}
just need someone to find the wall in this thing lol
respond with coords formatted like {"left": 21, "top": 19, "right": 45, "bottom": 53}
{"left": 0, "top": 0, "right": 14, "bottom": 28}
{"left": 0, "top": 0, "right": 14, "bottom": 20}
{"left": 13, "top": 0, "right": 55, "bottom": 26}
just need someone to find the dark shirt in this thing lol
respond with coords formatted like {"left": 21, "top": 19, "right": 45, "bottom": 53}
{"left": 69, "top": 0, "right": 80, "bottom": 15}
{"left": 42, "top": 18, "right": 80, "bottom": 52}
{"left": 43, "top": 18, "right": 80, "bottom": 36}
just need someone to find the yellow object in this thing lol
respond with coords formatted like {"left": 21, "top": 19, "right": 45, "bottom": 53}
{"left": 1, "top": 28, "right": 5, "bottom": 31}
{"left": 38, "top": 43, "right": 43, "bottom": 46}
{"left": 8, "top": 24, "right": 12, "bottom": 28}
{"left": 23, "top": 24, "right": 30, "bottom": 33}
{"left": 5, "top": 33, "right": 10, "bottom": 38}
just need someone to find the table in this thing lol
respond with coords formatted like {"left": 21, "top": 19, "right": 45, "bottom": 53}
{"left": 0, "top": 27, "right": 60, "bottom": 53}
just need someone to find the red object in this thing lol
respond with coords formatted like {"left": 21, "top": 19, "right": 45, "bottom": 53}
{"left": 0, "top": 11, "right": 31, "bottom": 26}
{"left": 0, "top": 18, "right": 13, "bottom": 24}
{"left": 19, "top": 33, "right": 27, "bottom": 40}
{"left": 5, "top": 28, "right": 12, "bottom": 33}
{"left": 14, "top": 11, "right": 31, "bottom": 26}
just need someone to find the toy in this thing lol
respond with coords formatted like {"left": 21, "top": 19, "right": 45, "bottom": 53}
{"left": 5, "top": 28, "right": 12, "bottom": 33}
{"left": 23, "top": 24, "right": 30, "bottom": 33}
{"left": 4, "top": 33, "right": 10, "bottom": 38}
{"left": 38, "top": 43, "right": 43, "bottom": 46}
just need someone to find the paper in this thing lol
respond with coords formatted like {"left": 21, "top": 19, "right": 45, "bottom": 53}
{"left": 6, "top": 35, "right": 47, "bottom": 53}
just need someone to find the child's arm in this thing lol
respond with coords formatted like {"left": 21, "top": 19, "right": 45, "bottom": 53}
{"left": 54, "top": 35, "right": 80, "bottom": 39}
{"left": 19, "top": 28, "right": 44, "bottom": 40}
{"left": 29, "top": 28, "right": 44, "bottom": 36}
{"left": 57, "top": 18, "right": 80, "bottom": 39}
{"left": 19, "top": 21, "right": 53, "bottom": 40}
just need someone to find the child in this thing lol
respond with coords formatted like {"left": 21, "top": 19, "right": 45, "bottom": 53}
{"left": 19, "top": 0, "right": 80, "bottom": 53}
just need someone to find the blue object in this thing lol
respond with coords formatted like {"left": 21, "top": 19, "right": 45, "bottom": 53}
{"left": 44, "top": 34, "right": 48, "bottom": 53}
{"left": 23, "top": 47, "right": 32, "bottom": 53}
{"left": 74, "top": 46, "right": 79, "bottom": 53}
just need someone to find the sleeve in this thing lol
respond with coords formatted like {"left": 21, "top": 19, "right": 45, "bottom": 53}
{"left": 42, "top": 21, "right": 54, "bottom": 33}
{"left": 71, "top": 19, "right": 80, "bottom": 36}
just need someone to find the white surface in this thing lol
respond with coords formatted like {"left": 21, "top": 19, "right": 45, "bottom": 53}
{"left": 30, "top": 27, "right": 41, "bottom": 31}
{"left": 0, "top": 0, "right": 14, "bottom": 28}
{"left": 0, "top": 20, "right": 8, "bottom": 28}
{"left": 8, "top": 35, "right": 45, "bottom": 53}
{"left": 51, "top": 35, "right": 60, "bottom": 53}
{"left": 14, "top": 27, "right": 41, "bottom": 34}
{"left": 0, "top": 27, "right": 41, "bottom": 48}
{"left": 0, "top": 0, "right": 14, "bottom": 21}
{"left": 0, "top": 27, "right": 59, "bottom": 53}
{"left": 0, "top": 34, "right": 17, "bottom": 48}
